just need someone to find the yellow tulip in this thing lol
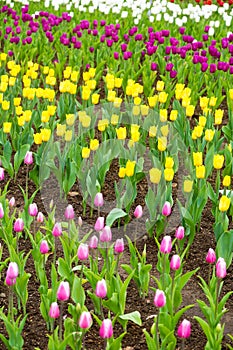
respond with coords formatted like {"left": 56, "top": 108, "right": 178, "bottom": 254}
{"left": 3, "top": 122, "right": 12, "bottom": 133}
{"left": 149, "top": 126, "right": 157, "bottom": 138}
{"left": 0, "top": 53, "right": 7, "bottom": 61}
{"left": 118, "top": 167, "right": 126, "bottom": 178}
{"left": 170, "top": 110, "right": 178, "bottom": 121}
{"left": 113, "top": 98, "right": 122, "bottom": 108}
{"left": 165, "top": 157, "right": 174, "bottom": 169}
{"left": 214, "top": 109, "right": 223, "bottom": 125}
{"left": 182, "top": 97, "right": 191, "bottom": 108}
{"left": 106, "top": 79, "right": 114, "bottom": 90}
{"left": 183, "top": 179, "right": 193, "bottom": 193}
{"left": 9, "top": 77, "right": 16, "bottom": 86}
{"left": 16, "top": 106, "right": 23, "bottom": 116}
{"left": 17, "top": 116, "right": 25, "bottom": 126}
{"left": 41, "top": 110, "right": 50, "bottom": 123}
{"left": 156, "top": 80, "right": 164, "bottom": 91}
{"left": 89, "top": 68, "right": 96, "bottom": 78}
{"left": 98, "top": 119, "right": 109, "bottom": 132}
{"left": 71, "top": 71, "right": 79, "bottom": 82}
{"left": 198, "top": 116, "right": 206, "bottom": 127}
{"left": 160, "top": 125, "right": 169, "bottom": 137}
{"left": 205, "top": 129, "right": 215, "bottom": 142}
{"left": 65, "top": 130, "right": 72, "bottom": 142}
{"left": 90, "top": 139, "right": 99, "bottom": 151}
{"left": 186, "top": 105, "right": 195, "bottom": 117}
{"left": 114, "top": 78, "right": 122, "bottom": 88}
{"left": 41, "top": 128, "right": 51, "bottom": 142}
{"left": 56, "top": 124, "right": 66, "bottom": 137}
{"left": 47, "top": 105, "right": 56, "bottom": 116}
{"left": 219, "top": 195, "right": 231, "bottom": 212}
{"left": 132, "top": 105, "right": 140, "bottom": 116}
{"left": 149, "top": 168, "right": 162, "bottom": 184}
{"left": 193, "top": 125, "right": 203, "bottom": 138}
{"left": 193, "top": 152, "right": 203, "bottom": 166}
{"left": 158, "top": 137, "right": 167, "bottom": 151}
{"left": 213, "top": 154, "right": 224, "bottom": 170}
{"left": 160, "top": 109, "right": 167, "bottom": 122}
{"left": 158, "top": 91, "right": 168, "bottom": 103}
{"left": 209, "top": 97, "right": 217, "bottom": 107}
{"left": 223, "top": 175, "right": 231, "bottom": 187}
{"left": 164, "top": 168, "right": 174, "bottom": 182}
{"left": 81, "top": 115, "right": 91, "bottom": 128}
{"left": 92, "top": 93, "right": 100, "bottom": 105}
{"left": 148, "top": 95, "right": 158, "bottom": 108}
{"left": 125, "top": 160, "right": 136, "bottom": 177}
{"left": 66, "top": 114, "right": 75, "bottom": 126}
{"left": 199, "top": 97, "right": 209, "bottom": 110}
{"left": 23, "top": 110, "right": 32, "bottom": 122}
{"left": 229, "top": 89, "right": 233, "bottom": 100}
{"left": 86, "top": 79, "right": 96, "bottom": 90}
{"left": 107, "top": 90, "right": 116, "bottom": 102}
{"left": 82, "top": 147, "right": 90, "bottom": 159}
{"left": 82, "top": 86, "right": 91, "bottom": 100}
{"left": 196, "top": 165, "right": 206, "bottom": 179}
{"left": 34, "top": 133, "right": 43, "bottom": 145}
{"left": 13, "top": 98, "right": 21, "bottom": 107}
{"left": 2, "top": 100, "right": 10, "bottom": 110}
{"left": 116, "top": 127, "right": 126, "bottom": 140}
{"left": 43, "top": 66, "right": 49, "bottom": 74}
{"left": 131, "top": 130, "right": 140, "bottom": 142}
{"left": 111, "top": 114, "right": 119, "bottom": 126}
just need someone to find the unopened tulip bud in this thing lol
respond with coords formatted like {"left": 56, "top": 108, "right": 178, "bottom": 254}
{"left": 99, "top": 319, "right": 113, "bottom": 338}
{"left": 64, "top": 204, "right": 75, "bottom": 220}
{"left": 206, "top": 248, "right": 216, "bottom": 264}
{"left": 96, "top": 279, "right": 107, "bottom": 298}
{"left": 24, "top": 151, "right": 33, "bottom": 165}
{"left": 9, "top": 197, "right": 15, "bottom": 207}
{"left": 0, "top": 203, "right": 4, "bottom": 219}
{"left": 14, "top": 218, "right": 24, "bottom": 232}
{"left": 0, "top": 167, "right": 5, "bottom": 181}
{"left": 160, "top": 235, "right": 172, "bottom": 254}
{"left": 7, "top": 262, "right": 19, "bottom": 279}
{"left": 49, "top": 302, "right": 60, "bottom": 319}
{"left": 162, "top": 201, "right": 171, "bottom": 216}
{"left": 134, "top": 205, "right": 143, "bottom": 218}
{"left": 78, "top": 216, "right": 82, "bottom": 226}
{"left": 170, "top": 254, "right": 181, "bottom": 270}
{"left": 216, "top": 257, "right": 227, "bottom": 278}
{"left": 175, "top": 226, "right": 184, "bottom": 240}
{"left": 5, "top": 275, "right": 16, "bottom": 286}
{"left": 94, "top": 217, "right": 104, "bottom": 231}
{"left": 94, "top": 192, "right": 104, "bottom": 207}
{"left": 57, "top": 281, "right": 70, "bottom": 301}
{"left": 28, "top": 203, "right": 38, "bottom": 217}
{"left": 79, "top": 311, "right": 92, "bottom": 329}
{"left": 114, "top": 238, "right": 124, "bottom": 253}
{"left": 77, "top": 243, "right": 89, "bottom": 260}
{"left": 154, "top": 289, "right": 166, "bottom": 308}
{"left": 89, "top": 235, "right": 98, "bottom": 249}
{"left": 100, "top": 225, "right": 112, "bottom": 242}
{"left": 177, "top": 319, "right": 191, "bottom": 339}
{"left": 37, "top": 212, "right": 44, "bottom": 223}
{"left": 40, "top": 240, "right": 49, "bottom": 254}
{"left": 52, "top": 222, "right": 62, "bottom": 237}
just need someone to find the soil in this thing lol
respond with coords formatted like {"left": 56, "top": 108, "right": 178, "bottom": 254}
{"left": 0, "top": 154, "right": 233, "bottom": 350}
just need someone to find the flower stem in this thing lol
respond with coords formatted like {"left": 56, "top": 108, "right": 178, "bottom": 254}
{"left": 59, "top": 301, "right": 64, "bottom": 341}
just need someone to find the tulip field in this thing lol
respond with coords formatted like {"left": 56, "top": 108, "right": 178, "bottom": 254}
{"left": 1, "top": 0, "right": 233, "bottom": 348}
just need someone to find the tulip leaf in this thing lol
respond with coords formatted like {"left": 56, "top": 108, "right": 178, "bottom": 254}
{"left": 106, "top": 208, "right": 127, "bottom": 227}
{"left": 216, "top": 230, "right": 233, "bottom": 268}
{"left": 119, "top": 311, "right": 142, "bottom": 326}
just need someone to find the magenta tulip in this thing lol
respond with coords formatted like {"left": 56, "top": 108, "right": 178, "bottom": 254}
{"left": 114, "top": 238, "right": 124, "bottom": 253}
{"left": 77, "top": 243, "right": 89, "bottom": 260}
{"left": 79, "top": 311, "right": 92, "bottom": 329}
{"left": 64, "top": 204, "right": 75, "bottom": 220}
{"left": 99, "top": 226, "right": 112, "bottom": 242}
{"left": 89, "top": 235, "right": 98, "bottom": 249}
{"left": 134, "top": 205, "right": 143, "bottom": 218}
{"left": 94, "top": 192, "right": 104, "bottom": 207}
{"left": 37, "top": 212, "right": 44, "bottom": 223}
{"left": 52, "top": 223, "right": 62, "bottom": 237}
{"left": 7, "top": 262, "right": 19, "bottom": 279}
{"left": 206, "top": 248, "right": 216, "bottom": 264}
{"left": 154, "top": 289, "right": 166, "bottom": 308}
{"left": 0, "top": 167, "right": 5, "bottom": 181}
{"left": 9, "top": 197, "right": 15, "bottom": 207}
{"left": 0, "top": 203, "right": 4, "bottom": 219}
{"left": 49, "top": 302, "right": 60, "bottom": 318}
{"left": 175, "top": 226, "right": 184, "bottom": 240}
{"left": 57, "top": 281, "right": 70, "bottom": 301}
{"left": 162, "top": 201, "right": 171, "bottom": 216}
{"left": 94, "top": 217, "right": 104, "bottom": 231}
{"left": 170, "top": 255, "right": 181, "bottom": 270}
{"left": 28, "top": 203, "right": 38, "bottom": 217}
{"left": 14, "top": 218, "right": 24, "bottom": 232}
{"left": 40, "top": 240, "right": 49, "bottom": 254}
{"left": 216, "top": 257, "right": 227, "bottom": 278}
{"left": 160, "top": 235, "right": 172, "bottom": 254}
{"left": 24, "top": 151, "right": 33, "bottom": 165}
{"left": 96, "top": 279, "right": 107, "bottom": 298}
{"left": 99, "top": 319, "right": 113, "bottom": 338}
{"left": 177, "top": 319, "right": 191, "bottom": 338}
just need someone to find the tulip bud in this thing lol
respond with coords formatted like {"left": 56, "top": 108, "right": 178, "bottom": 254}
{"left": 170, "top": 254, "right": 181, "bottom": 270}
{"left": 5, "top": 275, "right": 16, "bottom": 286}
{"left": 99, "top": 226, "right": 112, "bottom": 242}
{"left": 0, "top": 167, "right": 5, "bottom": 181}
{"left": 154, "top": 289, "right": 166, "bottom": 308}
{"left": 64, "top": 204, "right": 75, "bottom": 220}
{"left": 94, "top": 192, "right": 104, "bottom": 207}
{"left": 0, "top": 203, "right": 4, "bottom": 219}
{"left": 14, "top": 218, "right": 24, "bottom": 232}
{"left": 77, "top": 243, "right": 89, "bottom": 260}
{"left": 9, "top": 197, "right": 15, "bottom": 207}
{"left": 114, "top": 238, "right": 124, "bottom": 254}
{"left": 134, "top": 205, "right": 143, "bottom": 218}
{"left": 96, "top": 279, "right": 107, "bottom": 298}
{"left": 37, "top": 212, "right": 44, "bottom": 223}
{"left": 160, "top": 235, "right": 172, "bottom": 254}
{"left": 7, "top": 262, "right": 19, "bottom": 279}
{"left": 99, "top": 319, "right": 113, "bottom": 338}
{"left": 162, "top": 201, "right": 171, "bottom": 216}
{"left": 49, "top": 302, "right": 60, "bottom": 318}
{"left": 89, "top": 235, "right": 98, "bottom": 249}
{"left": 57, "top": 281, "right": 70, "bottom": 301}
{"left": 79, "top": 311, "right": 92, "bottom": 329}
{"left": 175, "top": 226, "right": 184, "bottom": 240}
{"left": 78, "top": 216, "right": 82, "bottom": 226}
{"left": 52, "top": 222, "right": 62, "bottom": 237}
{"left": 206, "top": 248, "right": 216, "bottom": 264}
{"left": 28, "top": 203, "right": 38, "bottom": 217}
{"left": 177, "top": 319, "right": 191, "bottom": 338}
{"left": 94, "top": 217, "right": 104, "bottom": 231}
{"left": 216, "top": 257, "right": 227, "bottom": 278}
{"left": 24, "top": 151, "right": 33, "bottom": 165}
{"left": 40, "top": 240, "right": 49, "bottom": 254}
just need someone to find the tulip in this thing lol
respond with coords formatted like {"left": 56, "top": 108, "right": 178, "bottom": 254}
{"left": 96, "top": 279, "right": 107, "bottom": 298}
{"left": 177, "top": 319, "right": 191, "bottom": 338}
{"left": 154, "top": 289, "right": 166, "bottom": 308}
{"left": 24, "top": 151, "right": 33, "bottom": 165}
{"left": 162, "top": 201, "right": 171, "bottom": 216}
{"left": 134, "top": 205, "right": 143, "bottom": 219}
{"left": 94, "top": 192, "right": 104, "bottom": 207}
{"left": 57, "top": 281, "right": 70, "bottom": 301}
{"left": 5, "top": 275, "right": 16, "bottom": 286}
{"left": 77, "top": 243, "right": 89, "bottom": 260}
{"left": 99, "top": 319, "right": 113, "bottom": 338}
{"left": 219, "top": 195, "right": 231, "bottom": 212}
{"left": 175, "top": 226, "right": 184, "bottom": 240}
{"left": 28, "top": 203, "right": 38, "bottom": 217}
{"left": 14, "top": 218, "right": 24, "bottom": 232}
{"left": 216, "top": 257, "right": 227, "bottom": 278}
{"left": 52, "top": 223, "right": 62, "bottom": 237}
{"left": 40, "top": 240, "right": 49, "bottom": 254}
{"left": 0, "top": 203, "right": 4, "bottom": 218}
{"left": 49, "top": 302, "right": 60, "bottom": 319}
{"left": 9, "top": 197, "right": 15, "bottom": 207}
{"left": 114, "top": 238, "right": 124, "bottom": 254}
{"left": 79, "top": 311, "right": 92, "bottom": 329}
{"left": 7, "top": 262, "right": 19, "bottom": 279}
{"left": 206, "top": 248, "right": 216, "bottom": 264}
{"left": 160, "top": 236, "right": 172, "bottom": 254}
{"left": 94, "top": 217, "right": 104, "bottom": 231}
{"left": 37, "top": 212, "right": 44, "bottom": 223}
{"left": 99, "top": 226, "right": 112, "bottom": 242}
{"left": 89, "top": 235, "right": 98, "bottom": 249}
{"left": 0, "top": 167, "right": 4, "bottom": 181}
{"left": 64, "top": 204, "right": 75, "bottom": 220}
{"left": 170, "top": 255, "right": 181, "bottom": 270}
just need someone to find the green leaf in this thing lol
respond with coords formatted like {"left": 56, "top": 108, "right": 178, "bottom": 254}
{"left": 216, "top": 230, "right": 233, "bottom": 268}
{"left": 108, "top": 332, "right": 126, "bottom": 350}
{"left": 106, "top": 208, "right": 127, "bottom": 227}
{"left": 119, "top": 311, "right": 142, "bottom": 326}
{"left": 143, "top": 329, "right": 156, "bottom": 350}
{"left": 71, "top": 275, "right": 85, "bottom": 306}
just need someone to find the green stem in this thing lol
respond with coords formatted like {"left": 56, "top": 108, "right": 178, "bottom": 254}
{"left": 59, "top": 302, "right": 64, "bottom": 341}
{"left": 8, "top": 285, "right": 14, "bottom": 322}
{"left": 215, "top": 278, "right": 220, "bottom": 319}
{"left": 162, "top": 254, "right": 166, "bottom": 289}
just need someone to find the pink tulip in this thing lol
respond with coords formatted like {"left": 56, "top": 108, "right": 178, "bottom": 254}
{"left": 28, "top": 203, "right": 38, "bottom": 217}
{"left": 14, "top": 218, "right": 24, "bottom": 232}
{"left": 52, "top": 223, "right": 62, "bottom": 237}
{"left": 89, "top": 235, "right": 98, "bottom": 249}
{"left": 162, "top": 201, "right": 171, "bottom": 216}
{"left": 99, "top": 319, "right": 113, "bottom": 338}
{"left": 0, "top": 203, "right": 4, "bottom": 218}
{"left": 114, "top": 238, "right": 124, "bottom": 253}
{"left": 177, "top": 319, "right": 191, "bottom": 338}
{"left": 57, "top": 281, "right": 70, "bottom": 301}
{"left": 170, "top": 254, "right": 181, "bottom": 270}
{"left": 49, "top": 302, "right": 60, "bottom": 318}
{"left": 99, "top": 226, "right": 112, "bottom": 242}
{"left": 160, "top": 235, "right": 172, "bottom": 254}
{"left": 7, "top": 262, "right": 19, "bottom": 279}
{"left": 175, "top": 226, "right": 184, "bottom": 240}
{"left": 94, "top": 217, "right": 105, "bottom": 231}
{"left": 64, "top": 204, "right": 75, "bottom": 220}
{"left": 154, "top": 289, "right": 166, "bottom": 308}
{"left": 5, "top": 275, "right": 16, "bottom": 286}
{"left": 216, "top": 257, "right": 227, "bottom": 278}
{"left": 134, "top": 205, "right": 143, "bottom": 218}
{"left": 9, "top": 197, "right": 15, "bottom": 207}
{"left": 24, "top": 151, "right": 33, "bottom": 165}
{"left": 206, "top": 248, "right": 216, "bottom": 264}
{"left": 79, "top": 311, "right": 92, "bottom": 329}
{"left": 40, "top": 240, "right": 49, "bottom": 254}
{"left": 96, "top": 279, "right": 107, "bottom": 298}
{"left": 37, "top": 212, "right": 44, "bottom": 223}
{"left": 77, "top": 243, "right": 89, "bottom": 260}
{"left": 78, "top": 216, "right": 82, "bottom": 226}
{"left": 0, "top": 167, "right": 5, "bottom": 181}
{"left": 94, "top": 192, "right": 104, "bottom": 207}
